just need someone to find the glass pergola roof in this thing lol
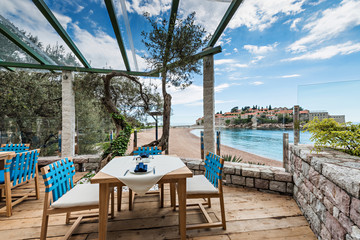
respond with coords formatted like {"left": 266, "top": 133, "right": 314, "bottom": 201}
{"left": 0, "top": 0, "right": 243, "bottom": 77}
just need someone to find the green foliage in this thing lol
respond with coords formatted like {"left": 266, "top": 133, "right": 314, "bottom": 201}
{"left": 102, "top": 113, "right": 132, "bottom": 159}
{"left": 222, "top": 154, "right": 243, "bottom": 163}
{"left": 233, "top": 118, "right": 251, "bottom": 125}
{"left": 74, "top": 73, "right": 162, "bottom": 124}
{"left": 142, "top": 12, "right": 209, "bottom": 89}
{"left": 225, "top": 119, "right": 231, "bottom": 125}
{"left": 277, "top": 115, "right": 293, "bottom": 124}
{"left": 304, "top": 118, "right": 360, "bottom": 156}
{"left": 231, "top": 106, "right": 238, "bottom": 113}
{"left": 257, "top": 118, "right": 277, "bottom": 124}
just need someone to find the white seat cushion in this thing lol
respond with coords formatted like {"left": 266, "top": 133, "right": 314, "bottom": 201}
{"left": 187, "top": 175, "right": 219, "bottom": 194}
{"left": 51, "top": 184, "right": 99, "bottom": 208}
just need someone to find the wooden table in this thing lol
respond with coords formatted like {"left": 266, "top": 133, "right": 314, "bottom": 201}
{"left": 91, "top": 159, "right": 193, "bottom": 240}
{"left": 0, "top": 151, "right": 15, "bottom": 170}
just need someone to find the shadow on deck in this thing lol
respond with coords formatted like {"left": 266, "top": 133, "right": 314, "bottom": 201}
{"left": 0, "top": 173, "right": 316, "bottom": 239}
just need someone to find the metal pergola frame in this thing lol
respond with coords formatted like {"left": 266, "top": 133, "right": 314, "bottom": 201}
{"left": 0, "top": 0, "right": 244, "bottom": 76}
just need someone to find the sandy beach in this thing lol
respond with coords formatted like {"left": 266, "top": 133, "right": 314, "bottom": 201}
{"left": 127, "top": 127, "right": 282, "bottom": 167}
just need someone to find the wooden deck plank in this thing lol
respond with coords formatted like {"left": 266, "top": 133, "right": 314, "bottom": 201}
{"left": 0, "top": 173, "right": 316, "bottom": 240}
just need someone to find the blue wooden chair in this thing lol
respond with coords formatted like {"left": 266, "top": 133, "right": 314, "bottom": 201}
{"left": 0, "top": 149, "right": 40, "bottom": 217}
{"left": 40, "top": 158, "right": 114, "bottom": 240}
{"left": 181, "top": 152, "right": 226, "bottom": 230}
{"left": 133, "top": 146, "right": 162, "bottom": 156}
{"left": 118, "top": 146, "right": 163, "bottom": 211}
{"left": 0, "top": 143, "right": 30, "bottom": 153}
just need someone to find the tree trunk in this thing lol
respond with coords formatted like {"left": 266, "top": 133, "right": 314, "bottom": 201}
{"left": 158, "top": 70, "right": 171, "bottom": 153}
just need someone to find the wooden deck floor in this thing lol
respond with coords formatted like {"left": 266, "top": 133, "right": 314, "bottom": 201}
{"left": 0, "top": 173, "right": 316, "bottom": 240}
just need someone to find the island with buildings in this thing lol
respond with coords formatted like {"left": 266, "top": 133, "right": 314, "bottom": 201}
{"left": 196, "top": 106, "right": 345, "bottom": 129}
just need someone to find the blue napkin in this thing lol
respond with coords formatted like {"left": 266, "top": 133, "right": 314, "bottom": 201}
{"left": 140, "top": 152, "right": 150, "bottom": 158}
{"left": 134, "top": 162, "right": 148, "bottom": 172}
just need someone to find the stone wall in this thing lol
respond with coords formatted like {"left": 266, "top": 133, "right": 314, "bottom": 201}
{"left": 181, "top": 158, "right": 293, "bottom": 195}
{"left": 38, "top": 155, "right": 101, "bottom": 172}
{"left": 288, "top": 144, "right": 360, "bottom": 240}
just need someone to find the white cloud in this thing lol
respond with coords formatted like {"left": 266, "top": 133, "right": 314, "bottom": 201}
{"left": 288, "top": 0, "right": 360, "bottom": 53}
{"left": 244, "top": 43, "right": 278, "bottom": 55}
{"left": 215, "top": 83, "right": 230, "bottom": 93}
{"left": 250, "top": 56, "right": 264, "bottom": 64}
{"left": 228, "top": 0, "right": 306, "bottom": 31}
{"left": 169, "top": 84, "right": 203, "bottom": 105}
{"left": 214, "top": 59, "right": 236, "bottom": 65}
{"left": 53, "top": 12, "right": 72, "bottom": 30}
{"left": 250, "top": 81, "right": 264, "bottom": 86}
{"left": 233, "top": 48, "right": 238, "bottom": 53}
{"left": 290, "top": 17, "right": 302, "bottom": 31}
{"left": 214, "top": 59, "right": 248, "bottom": 70}
{"left": 0, "top": 0, "right": 149, "bottom": 71}
{"left": 126, "top": 0, "right": 172, "bottom": 17}
{"left": 281, "top": 74, "right": 301, "bottom": 78}
{"left": 285, "top": 41, "right": 360, "bottom": 61}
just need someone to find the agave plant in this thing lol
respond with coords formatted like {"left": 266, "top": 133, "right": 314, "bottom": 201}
{"left": 222, "top": 154, "right": 243, "bottom": 163}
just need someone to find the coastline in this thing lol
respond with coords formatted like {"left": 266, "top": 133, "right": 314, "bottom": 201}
{"left": 127, "top": 127, "right": 282, "bottom": 167}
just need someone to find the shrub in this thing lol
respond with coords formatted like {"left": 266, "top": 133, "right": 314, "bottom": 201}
{"left": 304, "top": 118, "right": 360, "bottom": 156}
{"left": 222, "top": 154, "right": 243, "bottom": 163}
{"left": 233, "top": 118, "right": 251, "bottom": 125}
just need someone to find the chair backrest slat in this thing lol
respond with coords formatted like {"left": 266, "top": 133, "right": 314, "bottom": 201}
{"left": 42, "top": 158, "right": 75, "bottom": 203}
{"left": 204, "top": 152, "right": 224, "bottom": 188}
{"left": 0, "top": 144, "right": 30, "bottom": 153}
{"left": 133, "top": 146, "right": 162, "bottom": 156}
{"left": 5, "top": 149, "right": 39, "bottom": 186}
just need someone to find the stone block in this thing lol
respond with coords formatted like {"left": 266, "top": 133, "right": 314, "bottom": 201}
{"left": 325, "top": 211, "right": 347, "bottom": 240}
{"left": 302, "top": 161, "right": 310, "bottom": 178}
{"left": 274, "top": 171, "right": 292, "bottom": 182}
{"left": 339, "top": 212, "right": 354, "bottom": 233}
{"left": 260, "top": 168, "right": 274, "bottom": 180}
{"left": 309, "top": 167, "right": 320, "bottom": 188}
{"left": 232, "top": 175, "right": 245, "bottom": 186}
{"left": 223, "top": 165, "right": 235, "bottom": 174}
{"left": 83, "top": 162, "right": 98, "bottom": 170}
{"left": 317, "top": 201, "right": 327, "bottom": 222}
{"left": 311, "top": 157, "right": 324, "bottom": 173}
{"left": 234, "top": 166, "right": 241, "bottom": 175}
{"left": 333, "top": 206, "right": 340, "bottom": 219}
{"left": 199, "top": 162, "right": 205, "bottom": 171}
{"left": 225, "top": 174, "right": 232, "bottom": 184}
{"left": 242, "top": 168, "right": 261, "bottom": 178}
{"left": 269, "top": 181, "right": 286, "bottom": 193}
{"left": 293, "top": 172, "right": 302, "bottom": 186}
{"left": 255, "top": 179, "right": 269, "bottom": 189}
{"left": 287, "top": 183, "right": 294, "bottom": 194}
{"left": 194, "top": 170, "right": 203, "bottom": 175}
{"left": 350, "top": 198, "right": 360, "bottom": 226}
{"left": 322, "top": 178, "right": 350, "bottom": 216}
{"left": 320, "top": 224, "right": 331, "bottom": 240}
{"left": 187, "top": 161, "right": 200, "bottom": 170}
{"left": 245, "top": 177, "right": 254, "bottom": 188}
{"left": 304, "top": 202, "right": 321, "bottom": 235}
{"left": 294, "top": 156, "right": 302, "bottom": 171}
{"left": 351, "top": 226, "right": 360, "bottom": 240}
{"left": 322, "top": 162, "right": 360, "bottom": 198}
{"left": 324, "top": 197, "right": 334, "bottom": 215}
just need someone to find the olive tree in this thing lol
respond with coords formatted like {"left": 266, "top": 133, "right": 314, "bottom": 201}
{"left": 141, "top": 12, "right": 209, "bottom": 152}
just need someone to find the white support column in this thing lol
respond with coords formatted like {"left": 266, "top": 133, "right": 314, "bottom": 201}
{"left": 203, "top": 50, "right": 215, "bottom": 155}
{"left": 61, "top": 71, "right": 75, "bottom": 157}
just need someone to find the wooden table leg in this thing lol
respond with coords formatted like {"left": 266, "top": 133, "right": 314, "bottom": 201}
{"left": 99, "top": 183, "right": 109, "bottom": 240}
{"left": 177, "top": 178, "right": 186, "bottom": 240}
{"left": 170, "top": 183, "right": 176, "bottom": 210}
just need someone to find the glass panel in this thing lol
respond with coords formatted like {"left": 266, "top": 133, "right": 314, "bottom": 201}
{"left": 298, "top": 80, "right": 360, "bottom": 124}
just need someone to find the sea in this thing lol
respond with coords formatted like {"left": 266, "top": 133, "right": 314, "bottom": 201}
{"left": 190, "top": 128, "right": 312, "bottom": 161}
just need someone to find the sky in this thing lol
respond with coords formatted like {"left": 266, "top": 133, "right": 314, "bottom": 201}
{"left": 1, "top": 0, "right": 360, "bottom": 124}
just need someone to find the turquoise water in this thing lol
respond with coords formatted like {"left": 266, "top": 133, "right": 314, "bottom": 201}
{"left": 191, "top": 128, "right": 312, "bottom": 161}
